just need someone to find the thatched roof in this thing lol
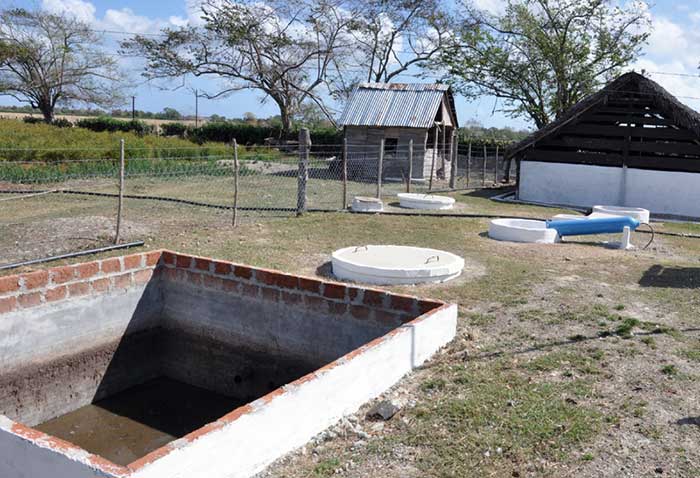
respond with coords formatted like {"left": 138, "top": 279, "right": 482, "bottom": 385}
{"left": 506, "top": 72, "right": 700, "bottom": 158}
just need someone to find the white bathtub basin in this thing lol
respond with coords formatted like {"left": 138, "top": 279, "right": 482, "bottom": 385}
{"left": 488, "top": 219, "right": 559, "bottom": 244}
{"left": 351, "top": 196, "right": 384, "bottom": 212}
{"left": 592, "top": 205, "right": 650, "bottom": 224}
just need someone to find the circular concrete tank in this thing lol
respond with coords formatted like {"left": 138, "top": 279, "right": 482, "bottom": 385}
{"left": 488, "top": 218, "right": 559, "bottom": 244}
{"left": 331, "top": 245, "right": 464, "bottom": 285}
{"left": 592, "top": 205, "right": 650, "bottom": 224}
{"left": 397, "top": 193, "right": 455, "bottom": 210}
{"left": 351, "top": 196, "right": 384, "bottom": 212}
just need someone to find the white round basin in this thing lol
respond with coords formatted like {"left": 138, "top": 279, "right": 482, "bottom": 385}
{"left": 488, "top": 219, "right": 559, "bottom": 244}
{"left": 331, "top": 245, "right": 464, "bottom": 285}
{"left": 352, "top": 196, "right": 383, "bottom": 212}
{"left": 397, "top": 193, "right": 455, "bottom": 210}
{"left": 592, "top": 205, "right": 650, "bottom": 224}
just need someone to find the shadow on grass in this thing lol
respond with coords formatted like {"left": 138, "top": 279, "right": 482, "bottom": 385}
{"left": 459, "top": 185, "right": 515, "bottom": 199}
{"left": 315, "top": 261, "right": 333, "bottom": 279}
{"left": 639, "top": 265, "right": 700, "bottom": 289}
{"left": 676, "top": 417, "right": 700, "bottom": 427}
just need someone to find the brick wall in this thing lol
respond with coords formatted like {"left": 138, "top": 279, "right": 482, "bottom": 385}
{"left": 158, "top": 250, "right": 444, "bottom": 328}
{"left": 0, "top": 251, "right": 162, "bottom": 315}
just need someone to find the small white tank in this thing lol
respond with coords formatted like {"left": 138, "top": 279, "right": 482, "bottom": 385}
{"left": 592, "top": 205, "right": 650, "bottom": 224}
{"left": 488, "top": 219, "right": 559, "bottom": 244}
{"left": 332, "top": 245, "right": 464, "bottom": 285}
{"left": 397, "top": 193, "right": 455, "bottom": 210}
{"left": 351, "top": 196, "right": 384, "bottom": 212}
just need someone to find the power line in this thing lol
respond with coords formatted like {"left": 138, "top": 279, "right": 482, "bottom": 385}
{"left": 647, "top": 71, "right": 700, "bottom": 79}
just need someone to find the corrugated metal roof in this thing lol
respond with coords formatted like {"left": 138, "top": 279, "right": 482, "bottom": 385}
{"left": 339, "top": 83, "right": 456, "bottom": 129}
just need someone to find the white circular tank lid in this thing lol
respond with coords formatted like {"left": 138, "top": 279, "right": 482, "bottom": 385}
{"left": 332, "top": 245, "right": 464, "bottom": 284}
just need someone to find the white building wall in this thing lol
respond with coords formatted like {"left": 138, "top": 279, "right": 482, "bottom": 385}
{"left": 519, "top": 161, "right": 700, "bottom": 218}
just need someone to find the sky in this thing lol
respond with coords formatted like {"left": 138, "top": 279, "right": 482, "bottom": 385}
{"left": 3, "top": 0, "right": 700, "bottom": 131}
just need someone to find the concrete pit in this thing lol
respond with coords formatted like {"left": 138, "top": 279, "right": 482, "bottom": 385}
{"left": 0, "top": 250, "right": 457, "bottom": 478}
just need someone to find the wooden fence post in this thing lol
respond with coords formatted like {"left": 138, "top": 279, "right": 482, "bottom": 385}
{"left": 342, "top": 137, "right": 348, "bottom": 209}
{"left": 114, "top": 138, "right": 125, "bottom": 244}
{"left": 232, "top": 138, "right": 239, "bottom": 227}
{"left": 449, "top": 130, "right": 457, "bottom": 189}
{"left": 407, "top": 139, "right": 413, "bottom": 193}
{"left": 466, "top": 141, "right": 472, "bottom": 188}
{"left": 376, "top": 138, "right": 384, "bottom": 199}
{"left": 429, "top": 124, "right": 438, "bottom": 191}
{"left": 494, "top": 144, "right": 500, "bottom": 184}
{"left": 482, "top": 144, "right": 487, "bottom": 187}
{"left": 297, "top": 128, "right": 310, "bottom": 216}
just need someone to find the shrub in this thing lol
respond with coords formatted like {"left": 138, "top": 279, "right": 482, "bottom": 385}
{"left": 160, "top": 122, "right": 188, "bottom": 137}
{"left": 23, "top": 116, "right": 44, "bottom": 124}
{"left": 187, "top": 121, "right": 342, "bottom": 145}
{"left": 75, "top": 116, "right": 154, "bottom": 135}
{"left": 52, "top": 118, "right": 73, "bottom": 128}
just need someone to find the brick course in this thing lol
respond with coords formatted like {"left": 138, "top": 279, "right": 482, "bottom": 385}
{"left": 0, "top": 250, "right": 446, "bottom": 325}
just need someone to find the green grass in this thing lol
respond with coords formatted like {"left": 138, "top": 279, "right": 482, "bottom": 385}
{"left": 405, "top": 363, "right": 602, "bottom": 476}
{"left": 522, "top": 350, "right": 603, "bottom": 375}
{"left": 313, "top": 457, "right": 341, "bottom": 476}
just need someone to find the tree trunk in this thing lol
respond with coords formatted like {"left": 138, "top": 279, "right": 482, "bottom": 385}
{"left": 38, "top": 102, "right": 54, "bottom": 124}
{"left": 279, "top": 107, "right": 293, "bottom": 139}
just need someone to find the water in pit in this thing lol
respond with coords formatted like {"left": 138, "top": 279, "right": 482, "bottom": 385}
{"left": 35, "top": 377, "right": 245, "bottom": 466}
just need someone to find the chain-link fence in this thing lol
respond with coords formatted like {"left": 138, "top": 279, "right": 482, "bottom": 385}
{"left": 0, "top": 132, "right": 516, "bottom": 266}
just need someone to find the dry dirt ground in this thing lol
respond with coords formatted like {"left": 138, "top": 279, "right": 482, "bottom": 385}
{"left": 2, "top": 189, "right": 700, "bottom": 477}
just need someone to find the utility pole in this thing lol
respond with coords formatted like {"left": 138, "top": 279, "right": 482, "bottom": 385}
{"left": 131, "top": 96, "right": 135, "bottom": 121}
{"left": 195, "top": 89, "right": 199, "bottom": 128}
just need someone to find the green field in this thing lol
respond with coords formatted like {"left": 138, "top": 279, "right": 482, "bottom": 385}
{"left": 2, "top": 191, "right": 700, "bottom": 477}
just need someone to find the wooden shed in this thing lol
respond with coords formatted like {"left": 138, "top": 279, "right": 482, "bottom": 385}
{"left": 338, "top": 83, "right": 459, "bottom": 181}
{"left": 507, "top": 72, "right": 700, "bottom": 218}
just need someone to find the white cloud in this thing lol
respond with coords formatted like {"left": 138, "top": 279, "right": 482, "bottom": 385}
{"left": 646, "top": 17, "right": 688, "bottom": 57}
{"left": 41, "top": 0, "right": 96, "bottom": 23}
{"left": 471, "top": 0, "right": 506, "bottom": 15}
{"left": 41, "top": 0, "right": 184, "bottom": 32}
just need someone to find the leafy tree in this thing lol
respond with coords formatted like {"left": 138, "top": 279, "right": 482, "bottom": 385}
{"left": 161, "top": 107, "right": 183, "bottom": 120}
{"left": 0, "top": 8, "right": 122, "bottom": 123}
{"left": 122, "top": 0, "right": 354, "bottom": 136}
{"left": 443, "top": 0, "right": 650, "bottom": 128}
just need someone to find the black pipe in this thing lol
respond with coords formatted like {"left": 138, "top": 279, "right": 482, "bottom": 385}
{"left": 0, "top": 241, "right": 145, "bottom": 271}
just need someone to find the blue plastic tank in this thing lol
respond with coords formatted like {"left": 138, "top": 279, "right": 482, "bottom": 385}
{"left": 546, "top": 216, "right": 640, "bottom": 237}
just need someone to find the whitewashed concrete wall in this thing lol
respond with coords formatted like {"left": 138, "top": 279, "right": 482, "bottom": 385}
{"left": 130, "top": 304, "right": 457, "bottom": 478}
{"left": 0, "top": 417, "right": 122, "bottom": 478}
{"left": 519, "top": 161, "right": 700, "bottom": 218}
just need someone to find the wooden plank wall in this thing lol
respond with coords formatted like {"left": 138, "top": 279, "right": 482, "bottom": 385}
{"left": 523, "top": 92, "right": 700, "bottom": 173}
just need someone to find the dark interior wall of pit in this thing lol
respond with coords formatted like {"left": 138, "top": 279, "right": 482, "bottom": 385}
{"left": 0, "top": 283, "right": 163, "bottom": 427}
{"left": 159, "top": 280, "right": 395, "bottom": 399}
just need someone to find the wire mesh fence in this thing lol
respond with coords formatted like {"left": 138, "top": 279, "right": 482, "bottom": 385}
{"left": 0, "top": 132, "right": 517, "bottom": 266}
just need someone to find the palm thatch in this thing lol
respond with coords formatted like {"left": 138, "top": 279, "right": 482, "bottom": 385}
{"left": 506, "top": 72, "right": 700, "bottom": 159}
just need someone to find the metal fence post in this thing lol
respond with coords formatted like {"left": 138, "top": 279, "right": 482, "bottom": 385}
{"left": 407, "top": 139, "right": 413, "bottom": 193}
{"left": 449, "top": 130, "right": 456, "bottom": 189}
{"left": 232, "top": 138, "right": 239, "bottom": 227}
{"left": 297, "top": 128, "right": 309, "bottom": 216}
{"left": 376, "top": 138, "right": 384, "bottom": 199}
{"left": 342, "top": 137, "right": 348, "bottom": 209}
{"left": 114, "top": 138, "right": 125, "bottom": 244}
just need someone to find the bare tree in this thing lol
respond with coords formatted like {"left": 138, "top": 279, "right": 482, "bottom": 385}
{"left": 122, "top": 0, "right": 354, "bottom": 136}
{"left": 328, "top": 0, "right": 454, "bottom": 99}
{"left": 0, "top": 8, "right": 121, "bottom": 123}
